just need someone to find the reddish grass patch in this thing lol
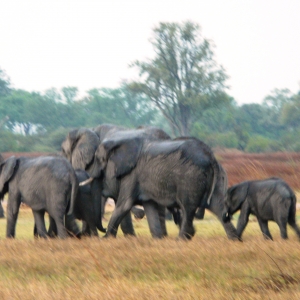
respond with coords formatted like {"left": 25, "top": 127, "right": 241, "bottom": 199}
{"left": 217, "top": 150, "right": 300, "bottom": 190}
{"left": 3, "top": 150, "right": 300, "bottom": 190}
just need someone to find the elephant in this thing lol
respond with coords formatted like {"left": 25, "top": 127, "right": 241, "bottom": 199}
{"left": 0, "top": 155, "right": 78, "bottom": 238}
{"left": 45, "top": 169, "right": 106, "bottom": 238}
{"left": 222, "top": 177, "right": 300, "bottom": 240}
{"left": 86, "top": 134, "right": 239, "bottom": 240}
{"left": 61, "top": 124, "right": 170, "bottom": 237}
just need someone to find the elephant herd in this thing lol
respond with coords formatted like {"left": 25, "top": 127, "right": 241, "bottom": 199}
{"left": 0, "top": 123, "right": 300, "bottom": 241}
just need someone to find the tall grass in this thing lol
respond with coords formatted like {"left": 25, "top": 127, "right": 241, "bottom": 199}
{"left": 0, "top": 206, "right": 300, "bottom": 299}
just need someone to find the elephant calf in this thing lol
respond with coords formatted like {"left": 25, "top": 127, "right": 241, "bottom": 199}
{"left": 223, "top": 177, "right": 300, "bottom": 240}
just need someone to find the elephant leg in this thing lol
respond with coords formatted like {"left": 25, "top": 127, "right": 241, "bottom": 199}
{"left": 91, "top": 183, "right": 106, "bottom": 233}
{"left": 257, "top": 218, "right": 273, "bottom": 240}
{"left": 0, "top": 201, "right": 5, "bottom": 218}
{"left": 82, "top": 221, "right": 92, "bottom": 236}
{"left": 33, "top": 210, "right": 48, "bottom": 238}
{"left": 131, "top": 206, "right": 145, "bottom": 219}
{"left": 229, "top": 202, "right": 251, "bottom": 240}
{"left": 158, "top": 204, "right": 168, "bottom": 237}
{"left": 208, "top": 200, "right": 240, "bottom": 240}
{"left": 120, "top": 212, "right": 136, "bottom": 236}
{"left": 48, "top": 215, "right": 58, "bottom": 237}
{"left": 82, "top": 216, "right": 99, "bottom": 237}
{"left": 276, "top": 217, "right": 288, "bottom": 239}
{"left": 165, "top": 208, "right": 173, "bottom": 221}
{"left": 178, "top": 205, "right": 196, "bottom": 240}
{"left": 6, "top": 193, "right": 21, "bottom": 238}
{"left": 86, "top": 224, "right": 98, "bottom": 237}
{"left": 65, "top": 214, "right": 81, "bottom": 238}
{"left": 195, "top": 207, "right": 205, "bottom": 220}
{"left": 236, "top": 208, "right": 251, "bottom": 239}
{"left": 143, "top": 201, "right": 164, "bottom": 239}
{"left": 288, "top": 216, "right": 300, "bottom": 239}
{"left": 105, "top": 195, "right": 134, "bottom": 238}
{"left": 52, "top": 214, "right": 68, "bottom": 239}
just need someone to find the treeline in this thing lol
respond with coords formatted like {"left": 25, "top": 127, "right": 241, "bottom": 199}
{"left": 1, "top": 76, "right": 299, "bottom": 153}
{"left": 1, "top": 21, "right": 300, "bottom": 153}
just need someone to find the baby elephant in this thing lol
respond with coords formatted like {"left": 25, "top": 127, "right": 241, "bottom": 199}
{"left": 223, "top": 177, "right": 300, "bottom": 240}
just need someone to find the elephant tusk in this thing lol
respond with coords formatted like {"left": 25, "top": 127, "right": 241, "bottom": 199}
{"left": 79, "top": 177, "right": 94, "bottom": 186}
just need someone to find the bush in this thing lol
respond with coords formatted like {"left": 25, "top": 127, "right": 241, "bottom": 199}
{"left": 29, "top": 127, "right": 71, "bottom": 152}
{"left": 0, "top": 131, "right": 19, "bottom": 152}
{"left": 245, "top": 135, "right": 274, "bottom": 153}
{"left": 205, "top": 132, "right": 239, "bottom": 148}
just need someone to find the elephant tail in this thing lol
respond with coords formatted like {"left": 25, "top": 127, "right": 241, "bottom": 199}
{"left": 288, "top": 192, "right": 297, "bottom": 224}
{"left": 206, "top": 162, "right": 219, "bottom": 206}
{"left": 67, "top": 171, "right": 78, "bottom": 215}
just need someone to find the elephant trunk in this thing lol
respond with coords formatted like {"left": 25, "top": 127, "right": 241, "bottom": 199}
{"left": 68, "top": 172, "right": 78, "bottom": 215}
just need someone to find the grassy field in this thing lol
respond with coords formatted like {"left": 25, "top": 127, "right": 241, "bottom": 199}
{"left": 0, "top": 206, "right": 300, "bottom": 299}
{"left": 1, "top": 150, "right": 300, "bottom": 299}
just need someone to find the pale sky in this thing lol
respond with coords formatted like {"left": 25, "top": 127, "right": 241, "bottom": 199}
{"left": 1, "top": 0, "right": 300, "bottom": 104}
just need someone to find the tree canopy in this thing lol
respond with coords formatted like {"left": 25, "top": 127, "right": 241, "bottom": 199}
{"left": 128, "top": 21, "right": 229, "bottom": 136}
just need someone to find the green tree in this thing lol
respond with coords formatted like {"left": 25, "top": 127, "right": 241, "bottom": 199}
{"left": 0, "top": 68, "right": 11, "bottom": 96}
{"left": 128, "top": 21, "right": 229, "bottom": 136}
{"left": 280, "top": 91, "right": 300, "bottom": 130}
{"left": 62, "top": 86, "right": 78, "bottom": 104}
{"left": 84, "top": 86, "right": 159, "bottom": 128}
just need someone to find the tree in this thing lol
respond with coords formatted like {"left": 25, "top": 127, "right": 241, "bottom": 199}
{"left": 0, "top": 68, "right": 11, "bottom": 96}
{"left": 83, "top": 86, "right": 159, "bottom": 128}
{"left": 281, "top": 90, "right": 300, "bottom": 129}
{"left": 128, "top": 21, "right": 229, "bottom": 136}
{"left": 62, "top": 86, "right": 78, "bottom": 104}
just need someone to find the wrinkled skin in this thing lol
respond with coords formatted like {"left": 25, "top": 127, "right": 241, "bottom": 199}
{"left": 223, "top": 177, "right": 300, "bottom": 240}
{"left": 0, "top": 156, "right": 78, "bottom": 239}
{"left": 89, "top": 135, "right": 239, "bottom": 240}
{"left": 61, "top": 124, "right": 170, "bottom": 237}
{"left": 45, "top": 169, "right": 106, "bottom": 238}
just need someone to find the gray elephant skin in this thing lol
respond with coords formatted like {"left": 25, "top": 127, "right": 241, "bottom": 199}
{"left": 45, "top": 168, "right": 106, "bottom": 238}
{"left": 61, "top": 124, "right": 169, "bottom": 237}
{"left": 0, "top": 156, "right": 78, "bottom": 238}
{"left": 223, "top": 177, "right": 300, "bottom": 240}
{"left": 87, "top": 134, "right": 239, "bottom": 240}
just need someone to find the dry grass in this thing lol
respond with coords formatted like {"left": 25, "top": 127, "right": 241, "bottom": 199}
{"left": 1, "top": 150, "right": 300, "bottom": 299}
{"left": 0, "top": 207, "right": 300, "bottom": 299}
{"left": 217, "top": 150, "right": 300, "bottom": 189}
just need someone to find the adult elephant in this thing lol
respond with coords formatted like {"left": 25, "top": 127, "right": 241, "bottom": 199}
{"left": 0, "top": 156, "right": 78, "bottom": 238}
{"left": 86, "top": 134, "right": 239, "bottom": 240}
{"left": 61, "top": 124, "right": 170, "bottom": 237}
{"left": 45, "top": 169, "right": 106, "bottom": 238}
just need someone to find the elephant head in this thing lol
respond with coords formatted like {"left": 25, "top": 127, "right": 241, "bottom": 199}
{"left": 61, "top": 128, "right": 100, "bottom": 174}
{"left": 90, "top": 134, "right": 143, "bottom": 179}
{"left": 222, "top": 182, "right": 249, "bottom": 222}
{"left": 0, "top": 156, "right": 17, "bottom": 193}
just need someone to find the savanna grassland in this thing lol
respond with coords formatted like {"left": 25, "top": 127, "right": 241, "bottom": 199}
{"left": 1, "top": 151, "right": 300, "bottom": 299}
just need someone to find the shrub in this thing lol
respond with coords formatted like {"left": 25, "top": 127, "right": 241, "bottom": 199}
{"left": 245, "top": 135, "right": 273, "bottom": 153}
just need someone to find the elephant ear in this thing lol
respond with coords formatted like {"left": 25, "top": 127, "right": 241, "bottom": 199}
{"left": 102, "top": 137, "right": 142, "bottom": 178}
{"left": 0, "top": 156, "right": 17, "bottom": 192}
{"left": 62, "top": 129, "right": 100, "bottom": 170}
{"left": 228, "top": 182, "right": 249, "bottom": 213}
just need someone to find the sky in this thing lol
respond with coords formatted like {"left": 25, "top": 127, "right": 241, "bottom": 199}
{"left": 1, "top": 0, "right": 300, "bottom": 104}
